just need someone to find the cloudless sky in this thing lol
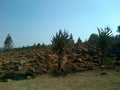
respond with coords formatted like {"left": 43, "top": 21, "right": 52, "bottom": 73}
{"left": 0, "top": 0, "right": 120, "bottom": 47}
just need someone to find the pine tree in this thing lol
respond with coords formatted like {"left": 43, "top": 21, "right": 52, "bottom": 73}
{"left": 69, "top": 33, "right": 74, "bottom": 46}
{"left": 76, "top": 37, "right": 82, "bottom": 46}
{"left": 117, "top": 25, "right": 120, "bottom": 34}
{"left": 4, "top": 34, "right": 14, "bottom": 50}
{"left": 88, "top": 33, "right": 98, "bottom": 44}
{"left": 97, "top": 27, "right": 112, "bottom": 64}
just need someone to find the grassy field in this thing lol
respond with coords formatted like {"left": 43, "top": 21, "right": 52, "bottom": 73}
{"left": 0, "top": 69, "right": 120, "bottom": 90}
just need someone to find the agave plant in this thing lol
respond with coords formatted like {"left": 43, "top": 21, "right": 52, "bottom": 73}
{"left": 51, "top": 30, "right": 69, "bottom": 72}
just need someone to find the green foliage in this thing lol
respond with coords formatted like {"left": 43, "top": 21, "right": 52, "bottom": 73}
{"left": 76, "top": 37, "right": 82, "bottom": 45}
{"left": 117, "top": 25, "right": 120, "bottom": 34}
{"left": 88, "top": 33, "right": 98, "bottom": 44}
{"left": 98, "top": 27, "right": 112, "bottom": 51}
{"left": 97, "top": 27, "right": 113, "bottom": 64}
{"left": 111, "top": 35, "right": 120, "bottom": 60}
{"left": 4, "top": 34, "right": 14, "bottom": 50}
{"left": 69, "top": 33, "right": 74, "bottom": 46}
{"left": 52, "top": 30, "right": 69, "bottom": 55}
{"left": 37, "top": 43, "right": 41, "bottom": 48}
{"left": 41, "top": 43, "right": 46, "bottom": 48}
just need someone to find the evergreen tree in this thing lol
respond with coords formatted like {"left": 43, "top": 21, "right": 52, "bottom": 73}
{"left": 69, "top": 33, "right": 74, "bottom": 46}
{"left": 88, "top": 33, "right": 98, "bottom": 44}
{"left": 37, "top": 43, "right": 41, "bottom": 49}
{"left": 41, "top": 43, "right": 45, "bottom": 48}
{"left": 117, "top": 25, "right": 120, "bottom": 35}
{"left": 97, "top": 27, "right": 112, "bottom": 64}
{"left": 4, "top": 34, "right": 14, "bottom": 50}
{"left": 76, "top": 37, "right": 82, "bottom": 45}
{"left": 111, "top": 26, "right": 120, "bottom": 60}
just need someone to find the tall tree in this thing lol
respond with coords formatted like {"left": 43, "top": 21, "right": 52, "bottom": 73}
{"left": 88, "top": 33, "right": 98, "bottom": 44}
{"left": 97, "top": 27, "right": 112, "bottom": 64}
{"left": 51, "top": 30, "right": 69, "bottom": 73}
{"left": 37, "top": 43, "right": 41, "bottom": 49}
{"left": 76, "top": 37, "right": 82, "bottom": 46}
{"left": 69, "top": 33, "right": 74, "bottom": 46}
{"left": 4, "top": 34, "right": 13, "bottom": 50}
{"left": 111, "top": 26, "right": 120, "bottom": 60}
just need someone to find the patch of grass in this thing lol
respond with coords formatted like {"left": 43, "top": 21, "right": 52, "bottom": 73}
{"left": 0, "top": 69, "right": 120, "bottom": 90}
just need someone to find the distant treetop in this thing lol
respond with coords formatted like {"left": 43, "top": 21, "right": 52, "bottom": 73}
{"left": 4, "top": 34, "right": 14, "bottom": 50}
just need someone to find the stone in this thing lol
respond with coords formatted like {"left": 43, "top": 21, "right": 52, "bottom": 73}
{"left": 17, "top": 65, "right": 23, "bottom": 71}
{"left": 19, "top": 60, "right": 26, "bottom": 65}
{"left": 100, "top": 72, "right": 108, "bottom": 75}
{"left": 5, "top": 79, "right": 12, "bottom": 82}
{"left": 26, "top": 76, "right": 32, "bottom": 79}
{"left": 100, "top": 65, "right": 106, "bottom": 69}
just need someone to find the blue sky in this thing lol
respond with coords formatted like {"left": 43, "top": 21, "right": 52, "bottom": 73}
{"left": 0, "top": 0, "right": 120, "bottom": 47}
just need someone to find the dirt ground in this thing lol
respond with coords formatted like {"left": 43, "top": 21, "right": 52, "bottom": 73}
{"left": 0, "top": 69, "right": 120, "bottom": 90}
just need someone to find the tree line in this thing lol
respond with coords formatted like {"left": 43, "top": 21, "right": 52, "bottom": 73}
{"left": 1, "top": 25, "right": 120, "bottom": 74}
{"left": 1, "top": 25, "right": 120, "bottom": 63}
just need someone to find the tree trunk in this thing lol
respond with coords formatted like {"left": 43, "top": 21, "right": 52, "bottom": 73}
{"left": 101, "top": 50, "right": 106, "bottom": 65}
{"left": 58, "top": 54, "right": 63, "bottom": 72}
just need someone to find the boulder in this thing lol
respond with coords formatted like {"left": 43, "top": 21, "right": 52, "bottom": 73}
{"left": 115, "top": 61, "right": 120, "bottom": 66}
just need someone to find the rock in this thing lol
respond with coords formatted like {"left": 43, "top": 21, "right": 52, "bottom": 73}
{"left": 17, "top": 65, "right": 23, "bottom": 71}
{"left": 115, "top": 61, "right": 120, "bottom": 66}
{"left": 100, "top": 72, "right": 108, "bottom": 75}
{"left": 26, "top": 76, "right": 32, "bottom": 79}
{"left": 14, "top": 61, "right": 19, "bottom": 64}
{"left": 19, "top": 60, "right": 26, "bottom": 65}
{"left": 4, "top": 79, "right": 12, "bottom": 82}
{"left": 100, "top": 65, "right": 106, "bottom": 69}
{"left": 116, "top": 69, "right": 120, "bottom": 72}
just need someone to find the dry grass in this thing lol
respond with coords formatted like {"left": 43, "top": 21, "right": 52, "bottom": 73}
{"left": 0, "top": 69, "right": 120, "bottom": 90}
